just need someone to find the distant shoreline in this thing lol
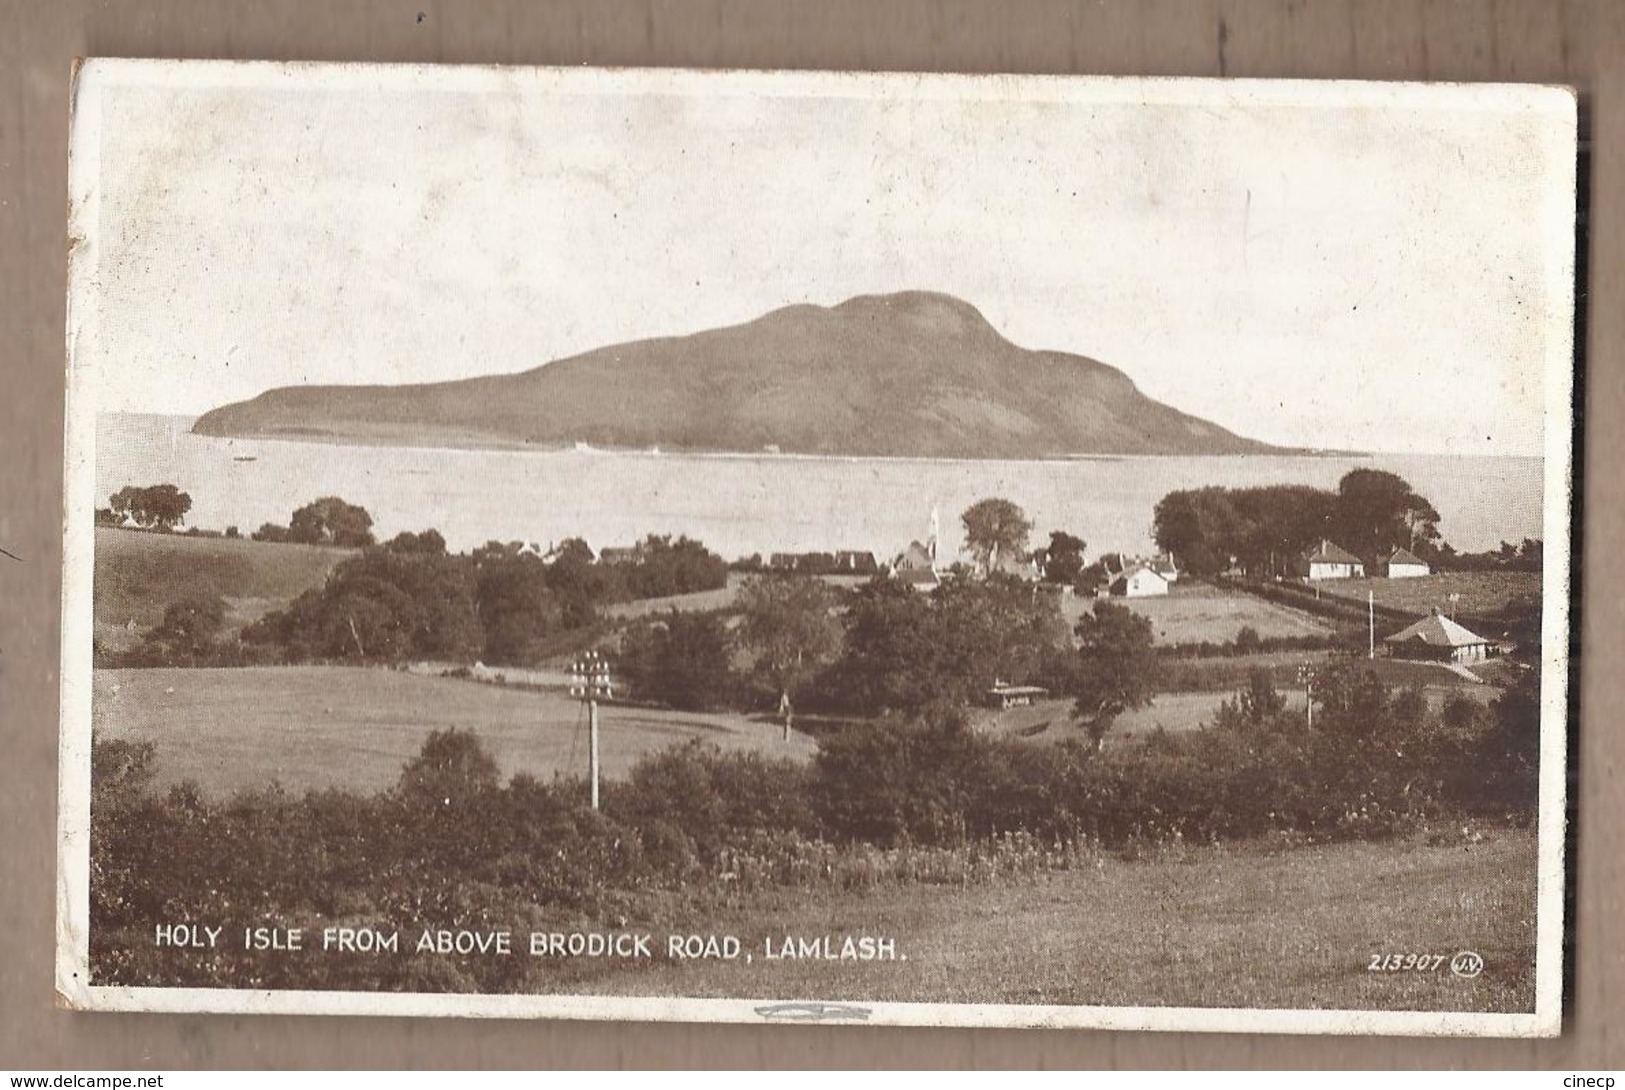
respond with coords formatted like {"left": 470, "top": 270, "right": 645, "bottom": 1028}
{"left": 117, "top": 414, "right": 1376, "bottom": 465}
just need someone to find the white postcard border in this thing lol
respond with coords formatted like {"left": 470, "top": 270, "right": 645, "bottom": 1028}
{"left": 55, "top": 59, "right": 1577, "bottom": 1037}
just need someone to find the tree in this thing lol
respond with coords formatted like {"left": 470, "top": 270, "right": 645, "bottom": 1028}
{"left": 1069, "top": 601, "right": 1158, "bottom": 751}
{"left": 735, "top": 575, "right": 843, "bottom": 739}
{"left": 542, "top": 537, "right": 615, "bottom": 627}
{"left": 824, "top": 577, "right": 942, "bottom": 716}
{"left": 1040, "top": 530, "right": 1087, "bottom": 586}
{"left": 288, "top": 496, "right": 375, "bottom": 547}
{"left": 622, "top": 534, "right": 729, "bottom": 598}
{"left": 618, "top": 611, "right": 736, "bottom": 711}
{"left": 1151, "top": 488, "right": 1241, "bottom": 576}
{"left": 109, "top": 484, "right": 192, "bottom": 531}
{"left": 244, "top": 548, "right": 480, "bottom": 663}
{"left": 471, "top": 547, "right": 561, "bottom": 664}
{"left": 1332, "top": 469, "right": 1440, "bottom": 559}
{"left": 385, "top": 529, "right": 446, "bottom": 555}
{"left": 150, "top": 594, "right": 227, "bottom": 656}
{"left": 397, "top": 728, "right": 501, "bottom": 809}
{"left": 934, "top": 575, "right": 1069, "bottom": 700}
{"left": 960, "top": 498, "right": 1032, "bottom": 572}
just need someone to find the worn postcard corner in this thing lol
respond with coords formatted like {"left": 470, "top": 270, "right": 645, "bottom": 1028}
{"left": 58, "top": 60, "right": 1576, "bottom": 1036}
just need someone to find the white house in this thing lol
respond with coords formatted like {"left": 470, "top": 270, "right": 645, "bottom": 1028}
{"left": 1301, "top": 540, "right": 1365, "bottom": 580}
{"left": 1382, "top": 547, "right": 1431, "bottom": 579}
{"left": 1108, "top": 564, "right": 1170, "bottom": 598}
{"left": 1383, "top": 610, "right": 1492, "bottom": 663}
{"left": 1150, "top": 555, "right": 1180, "bottom": 583}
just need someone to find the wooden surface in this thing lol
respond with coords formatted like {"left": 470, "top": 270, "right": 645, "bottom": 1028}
{"left": 1, "top": 0, "right": 1619, "bottom": 1069}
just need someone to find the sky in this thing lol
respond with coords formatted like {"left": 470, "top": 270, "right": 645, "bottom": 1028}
{"left": 75, "top": 64, "right": 1576, "bottom": 455}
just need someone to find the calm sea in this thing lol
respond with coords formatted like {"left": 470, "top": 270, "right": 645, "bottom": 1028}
{"left": 95, "top": 414, "right": 1547, "bottom": 561}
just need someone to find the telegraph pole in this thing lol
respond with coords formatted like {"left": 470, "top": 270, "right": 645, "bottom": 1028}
{"left": 1296, "top": 662, "right": 1316, "bottom": 731}
{"left": 1368, "top": 591, "right": 1375, "bottom": 660}
{"left": 568, "top": 650, "right": 613, "bottom": 810}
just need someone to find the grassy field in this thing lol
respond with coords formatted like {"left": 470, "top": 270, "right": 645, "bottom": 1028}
{"left": 603, "top": 572, "right": 870, "bottom": 621}
{"left": 974, "top": 675, "right": 1497, "bottom": 746}
{"left": 92, "top": 666, "right": 814, "bottom": 796}
{"left": 94, "top": 527, "right": 353, "bottom": 646}
{"left": 1158, "top": 649, "right": 1515, "bottom": 693}
{"left": 1315, "top": 571, "right": 1541, "bottom": 619}
{"left": 570, "top": 827, "right": 1538, "bottom": 1012}
{"left": 1062, "top": 582, "right": 1334, "bottom": 646}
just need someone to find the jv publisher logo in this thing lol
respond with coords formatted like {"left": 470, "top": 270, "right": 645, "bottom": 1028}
{"left": 1450, "top": 952, "right": 1485, "bottom": 979}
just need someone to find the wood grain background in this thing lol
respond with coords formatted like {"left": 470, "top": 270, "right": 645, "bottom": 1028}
{"left": 1, "top": 0, "right": 1617, "bottom": 1069}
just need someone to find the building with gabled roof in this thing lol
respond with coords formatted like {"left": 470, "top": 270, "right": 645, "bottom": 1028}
{"left": 1383, "top": 610, "right": 1492, "bottom": 663}
{"left": 1108, "top": 563, "right": 1170, "bottom": 598}
{"left": 1382, "top": 547, "right": 1431, "bottom": 579}
{"left": 892, "top": 540, "right": 940, "bottom": 592}
{"left": 1300, "top": 540, "right": 1365, "bottom": 580}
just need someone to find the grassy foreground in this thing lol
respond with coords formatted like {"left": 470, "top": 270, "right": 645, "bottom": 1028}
{"left": 93, "top": 666, "right": 814, "bottom": 794}
{"left": 573, "top": 828, "right": 1538, "bottom": 1013}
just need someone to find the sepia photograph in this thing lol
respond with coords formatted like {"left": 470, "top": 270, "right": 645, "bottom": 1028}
{"left": 57, "top": 60, "right": 1576, "bottom": 1035}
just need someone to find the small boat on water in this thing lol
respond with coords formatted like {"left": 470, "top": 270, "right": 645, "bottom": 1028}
{"left": 233, "top": 455, "right": 257, "bottom": 462}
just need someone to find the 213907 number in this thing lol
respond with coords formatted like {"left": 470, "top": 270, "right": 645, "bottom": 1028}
{"left": 1367, "top": 953, "right": 1448, "bottom": 972}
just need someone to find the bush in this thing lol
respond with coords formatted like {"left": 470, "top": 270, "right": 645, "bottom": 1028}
{"left": 617, "top": 610, "right": 736, "bottom": 711}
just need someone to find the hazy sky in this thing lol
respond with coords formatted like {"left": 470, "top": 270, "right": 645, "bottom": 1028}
{"left": 76, "top": 64, "right": 1575, "bottom": 455}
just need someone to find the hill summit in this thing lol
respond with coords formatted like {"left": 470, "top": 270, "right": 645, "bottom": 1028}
{"left": 192, "top": 291, "right": 1277, "bottom": 458}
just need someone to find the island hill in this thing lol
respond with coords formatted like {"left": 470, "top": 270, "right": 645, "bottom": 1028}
{"left": 192, "top": 291, "right": 1279, "bottom": 459}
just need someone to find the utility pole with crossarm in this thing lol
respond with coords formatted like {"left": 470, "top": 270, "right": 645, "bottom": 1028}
{"left": 568, "top": 650, "right": 613, "bottom": 810}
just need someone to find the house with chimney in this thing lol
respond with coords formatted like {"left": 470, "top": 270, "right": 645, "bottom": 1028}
{"left": 1107, "top": 562, "right": 1170, "bottom": 598}
{"left": 1300, "top": 540, "right": 1365, "bottom": 580}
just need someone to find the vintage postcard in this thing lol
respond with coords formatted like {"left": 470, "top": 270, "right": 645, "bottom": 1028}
{"left": 58, "top": 60, "right": 1577, "bottom": 1035}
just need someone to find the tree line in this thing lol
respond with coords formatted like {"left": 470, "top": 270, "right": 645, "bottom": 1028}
{"left": 127, "top": 525, "right": 729, "bottom": 668}
{"left": 1152, "top": 468, "right": 1464, "bottom": 578}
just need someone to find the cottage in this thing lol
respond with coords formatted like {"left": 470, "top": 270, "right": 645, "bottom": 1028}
{"left": 1383, "top": 610, "right": 1492, "bottom": 663}
{"left": 892, "top": 540, "right": 941, "bottom": 592}
{"left": 1301, "top": 540, "right": 1365, "bottom": 580}
{"left": 986, "top": 681, "right": 1050, "bottom": 709}
{"left": 1108, "top": 564, "right": 1170, "bottom": 598}
{"left": 1150, "top": 555, "right": 1180, "bottom": 583}
{"left": 1382, "top": 547, "right": 1431, "bottom": 579}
